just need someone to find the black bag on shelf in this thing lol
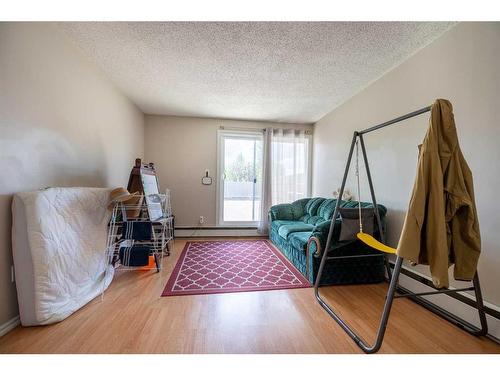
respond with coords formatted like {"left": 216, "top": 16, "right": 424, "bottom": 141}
{"left": 122, "top": 221, "right": 153, "bottom": 240}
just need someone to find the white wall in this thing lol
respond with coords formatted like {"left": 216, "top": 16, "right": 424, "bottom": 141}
{"left": 145, "top": 115, "right": 313, "bottom": 227}
{"left": 312, "top": 22, "right": 500, "bottom": 332}
{"left": 0, "top": 23, "right": 144, "bottom": 327}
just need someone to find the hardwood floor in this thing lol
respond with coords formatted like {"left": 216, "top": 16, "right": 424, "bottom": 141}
{"left": 0, "top": 238, "right": 498, "bottom": 354}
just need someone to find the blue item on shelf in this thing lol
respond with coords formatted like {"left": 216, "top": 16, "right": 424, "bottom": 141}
{"left": 119, "top": 245, "right": 151, "bottom": 267}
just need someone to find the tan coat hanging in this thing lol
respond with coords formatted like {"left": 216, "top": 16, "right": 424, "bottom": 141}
{"left": 397, "top": 99, "right": 481, "bottom": 288}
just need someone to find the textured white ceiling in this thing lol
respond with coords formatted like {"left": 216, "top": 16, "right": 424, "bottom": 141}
{"left": 58, "top": 22, "right": 454, "bottom": 124}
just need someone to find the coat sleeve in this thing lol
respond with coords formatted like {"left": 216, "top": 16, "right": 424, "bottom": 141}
{"left": 446, "top": 150, "right": 481, "bottom": 281}
{"left": 397, "top": 151, "right": 451, "bottom": 288}
{"left": 396, "top": 152, "right": 427, "bottom": 263}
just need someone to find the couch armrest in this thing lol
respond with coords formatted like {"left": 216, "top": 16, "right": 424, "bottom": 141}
{"left": 308, "top": 218, "right": 342, "bottom": 257}
{"left": 307, "top": 236, "right": 322, "bottom": 259}
{"left": 269, "top": 199, "right": 308, "bottom": 221}
{"left": 269, "top": 198, "right": 309, "bottom": 221}
{"left": 313, "top": 219, "right": 336, "bottom": 234}
{"left": 313, "top": 218, "right": 342, "bottom": 237}
{"left": 269, "top": 203, "right": 294, "bottom": 221}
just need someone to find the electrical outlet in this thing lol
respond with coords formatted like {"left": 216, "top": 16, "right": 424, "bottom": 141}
{"left": 11, "top": 265, "right": 15, "bottom": 283}
{"left": 199, "top": 216, "right": 204, "bottom": 224}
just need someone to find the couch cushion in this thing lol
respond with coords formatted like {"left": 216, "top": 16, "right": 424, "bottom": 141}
{"left": 318, "top": 199, "right": 337, "bottom": 220}
{"left": 291, "top": 198, "right": 310, "bottom": 219}
{"left": 305, "top": 197, "right": 325, "bottom": 216}
{"left": 340, "top": 200, "right": 387, "bottom": 217}
{"left": 302, "top": 215, "right": 326, "bottom": 225}
{"left": 278, "top": 223, "right": 315, "bottom": 239}
{"left": 271, "top": 220, "right": 297, "bottom": 232}
{"left": 299, "top": 198, "right": 325, "bottom": 223}
{"left": 288, "top": 231, "right": 312, "bottom": 251}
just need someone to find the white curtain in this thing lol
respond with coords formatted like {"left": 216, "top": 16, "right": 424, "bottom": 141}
{"left": 257, "top": 128, "right": 272, "bottom": 234}
{"left": 271, "top": 128, "right": 309, "bottom": 205}
{"left": 258, "top": 128, "right": 310, "bottom": 234}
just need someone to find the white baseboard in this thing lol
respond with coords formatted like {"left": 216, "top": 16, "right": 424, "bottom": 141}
{"left": 175, "top": 227, "right": 265, "bottom": 237}
{"left": 0, "top": 315, "right": 20, "bottom": 337}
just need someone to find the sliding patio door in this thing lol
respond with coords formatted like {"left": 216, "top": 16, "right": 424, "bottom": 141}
{"left": 217, "top": 130, "right": 263, "bottom": 226}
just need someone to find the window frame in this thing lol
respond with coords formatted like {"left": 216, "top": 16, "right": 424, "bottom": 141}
{"left": 216, "top": 129, "right": 264, "bottom": 227}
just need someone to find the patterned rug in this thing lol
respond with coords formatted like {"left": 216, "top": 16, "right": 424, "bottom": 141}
{"left": 162, "top": 240, "right": 310, "bottom": 296}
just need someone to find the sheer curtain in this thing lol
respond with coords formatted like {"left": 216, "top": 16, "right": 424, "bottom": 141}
{"left": 258, "top": 128, "right": 310, "bottom": 234}
{"left": 258, "top": 128, "right": 272, "bottom": 234}
{"left": 271, "top": 129, "right": 309, "bottom": 205}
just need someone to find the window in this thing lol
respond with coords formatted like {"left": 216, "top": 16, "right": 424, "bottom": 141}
{"left": 217, "top": 130, "right": 263, "bottom": 226}
{"left": 217, "top": 128, "right": 312, "bottom": 227}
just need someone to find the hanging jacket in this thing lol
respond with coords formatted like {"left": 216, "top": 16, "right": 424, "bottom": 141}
{"left": 396, "top": 99, "right": 481, "bottom": 288}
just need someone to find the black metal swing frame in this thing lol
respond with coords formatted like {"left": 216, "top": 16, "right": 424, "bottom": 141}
{"left": 314, "top": 105, "right": 488, "bottom": 353}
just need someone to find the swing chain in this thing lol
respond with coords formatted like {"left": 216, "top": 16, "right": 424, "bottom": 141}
{"left": 355, "top": 137, "right": 363, "bottom": 233}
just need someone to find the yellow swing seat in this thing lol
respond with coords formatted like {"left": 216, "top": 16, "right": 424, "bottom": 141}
{"left": 356, "top": 232, "right": 397, "bottom": 254}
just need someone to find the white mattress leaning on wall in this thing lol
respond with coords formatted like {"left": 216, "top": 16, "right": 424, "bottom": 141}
{"left": 11, "top": 187, "right": 114, "bottom": 326}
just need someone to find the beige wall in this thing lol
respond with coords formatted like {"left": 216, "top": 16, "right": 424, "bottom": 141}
{"left": 2, "top": 20, "right": 498, "bottom": 332}
{"left": 0, "top": 23, "right": 144, "bottom": 326}
{"left": 313, "top": 22, "right": 500, "bottom": 310}
{"left": 145, "top": 116, "right": 313, "bottom": 227}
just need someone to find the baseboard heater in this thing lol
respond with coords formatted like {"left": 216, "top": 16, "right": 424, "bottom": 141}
{"left": 176, "top": 226, "right": 258, "bottom": 230}
{"left": 174, "top": 226, "right": 264, "bottom": 237}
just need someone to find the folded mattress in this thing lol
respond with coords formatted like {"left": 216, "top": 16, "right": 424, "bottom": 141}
{"left": 12, "top": 187, "right": 114, "bottom": 326}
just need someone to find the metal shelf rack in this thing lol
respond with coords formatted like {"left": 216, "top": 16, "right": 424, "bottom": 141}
{"left": 105, "top": 191, "right": 174, "bottom": 275}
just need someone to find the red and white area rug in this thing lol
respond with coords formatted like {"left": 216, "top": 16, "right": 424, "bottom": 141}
{"left": 162, "top": 240, "right": 310, "bottom": 296}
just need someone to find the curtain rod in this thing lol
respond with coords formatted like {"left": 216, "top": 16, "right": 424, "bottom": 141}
{"left": 358, "top": 105, "right": 432, "bottom": 135}
{"left": 219, "top": 126, "right": 312, "bottom": 134}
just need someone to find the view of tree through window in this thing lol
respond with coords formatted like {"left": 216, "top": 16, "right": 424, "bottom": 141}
{"left": 225, "top": 153, "right": 254, "bottom": 182}
{"left": 225, "top": 145, "right": 262, "bottom": 183}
